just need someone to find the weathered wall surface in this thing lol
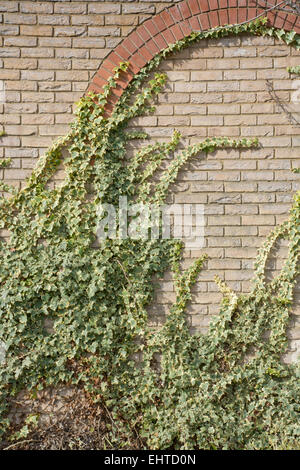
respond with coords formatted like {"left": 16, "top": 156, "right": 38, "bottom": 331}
{"left": 0, "top": 1, "right": 299, "bottom": 362}
{"left": 0, "top": 0, "right": 180, "bottom": 179}
{"left": 129, "top": 34, "right": 300, "bottom": 362}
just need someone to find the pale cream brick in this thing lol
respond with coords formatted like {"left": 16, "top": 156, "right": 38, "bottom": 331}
{"left": 108, "top": 16, "right": 138, "bottom": 27}
{"left": 224, "top": 182, "right": 257, "bottom": 192}
{"left": 166, "top": 71, "right": 189, "bottom": 82}
{"left": 191, "top": 71, "right": 222, "bottom": 81}
{"left": 207, "top": 171, "right": 240, "bottom": 181}
{"left": 257, "top": 182, "right": 291, "bottom": 192}
{"left": 22, "top": 114, "right": 54, "bottom": 125}
{"left": 208, "top": 237, "right": 241, "bottom": 247}
{"left": 241, "top": 36, "right": 274, "bottom": 46}
{"left": 20, "top": 2, "right": 53, "bottom": 14}
{"left": 5, "top": 91, "right": 21, "bottom": 103}
{"left": 39, "top": 37, "right": 71, "bottom": 47}
{"left": 276, "top": 126, "right": 300, "bottom": 136}
{"left": 4, "top": 169, "right": 32, "bottom": 179}
{"left": 4, "top": 13, "right": 36, "bottom": 25}
{"left": 55, "top": 3, "right": 87, "bottom": 15}
{"left": 21, "top": 136, "right": 53, "bottom": 148}
{"left": 207, "top": 81, "right": 239, "bottom": 92}
{"left": 38, "top": 103, "right": 72, "bottom": 114}
{"left": 225, "top": 205, "right": 258, "bottom": 215}
{"left": 191, "top": 116, "right": 223, "bottom": 126}
{"left": 191, "top": 182, "right": 223, "bottom": 192}
{"left": 55, "top": 114, "right": 73, "bottom": 125}
{"left": 224, "top": 70, "right": 256, "bottom": 80}
{"left": 4, "top": 58, "right": 37, "bottom": 69}
{"left": 54, "top": 26, "right": 86, "bottom": 37}
{"left": 209, "top": 37, "right": 241, "bottom": 47}
{"left": 174, "top": 194, "right": 207, "bottom": 204}
{"left": 22, "top": 91, "right": 54, "bottom": 103}
{"left": 72, "top": 59, "right": 100, "bottom": 70}
{"left": 0, "top": 2, "right": 18, "bottom": 13}
{"left": 38, "top": 58, "right": 71, "bottom": 70}
{"left": 208, "top": 104, "right": 240, "bottom": 115}
{"left": 223, "top": 92, "right": 256, "bottom": 103}
{"left": 225, "top": 271, "right": 254, "bottom": 281}
{"left": 5, "top": 81, "right": 37, "bottom": 91}
{"left": 174, "top": 83, "right": 206, "bottom": 93}
{"left": 72, "top": 82, "right": 88, "bottom": 92}
{"left": 274, "top": 170, "right": 299, "bottom": 181}
{"left": 224, "top": 47, "right": 256, "bottom": 58}
{"left": 257, "top": 114, "right": 289, "bottom": 125}
{"left": 242, "top": 171, "right": 274, "bottom": 181}
{"left": 0, "top": 70, "right": 20, "bottom": 79}
{"left": 39, "top": 82, "right": 71, "bottom": 92}
{"left": 242, "top": 193, "right": 275, "bottom": 203}
{"left": 21, "top": 70, "right": 54, "bottom": 81}
{"left": 21, "top": 25, "right": 52, "bottom": 36}
{"left": 204, "top": 205, "right": 224, "bottom": 215}
{"left": 240, "top": 80, "right": 269, "bottom": 92}
{"left": 21, "top": 47, "right": 54, "bottom": 58}
{"left": 208, "top": 259, "right": 241, "bottom": 269}
{"left": 174, "top": 59, "right": 206, "bottom": 70}
{"left": 178, "top": 170, "right": 207, "bottom": 181}
{"left": 0, "top": 136, "right": 20, "bottom": 147}
{"left": 88, "top": 26, "right": 120, "bottom": 37}
{"left": 71, "top": 15, "right": 105, "bottom": 26}
{"left": 158, "top": 116, "right": 189, "bottom": 126}
{"left": 5, "top": 102, "right": 37, "bottom": 114}
{"left": 225, "top": 226, "right": 258, "bottom": 236}
{"left": 56, "top": 70, "right": 89, "bottom": 81}
{"left": 274, "top": 57, "right": 300, "bottom": 68}
{"left": 190, "top": 93, "right": 222, "bottom": 104}
{"left": 5, "top": 125, "right": 37, "bottom": 136}
{"left": 208, "top": 215, "right": 240, "bottom": 226}
{"left": 260, "top": 136, "right": 291, "bottom": 147}
{"left": 257, "top": 91, "right": 289, "bottom": 103}
{"left": 257, "top": 69, "right": 289, "bottom": 79}
{"left": 240, "top": 57, "right": 273, "bottom": 69}
{"left": 154, "top": 104, "right": 173, "bottom": 116}
{"left": 242, "top": 215, "right": 275, "bottom": 225}
{"left": 39, "top": 124, "right": 69, "bottom": 136}
{"left": 0, "top": 114, "right": 20, "bottom": 124}
{"left": 259, "top": 204, "right": 291, "bottom": 215}
{"left": 207, "top": 58, "right": 239, "bottom": 69}
{"left": 0, "top": 47, "right": 20, "bottom": 58}
{"left": 174, "top": 104, "right": 205, "bottom": 115}
{"left": 190, "top": 47, "right": 223, "bottom": 59}
{"left": 207, "top": 127, "right": 239, "bottom": 137}
{"left": 0, "top": 25, "right": 19, "bottom": 35}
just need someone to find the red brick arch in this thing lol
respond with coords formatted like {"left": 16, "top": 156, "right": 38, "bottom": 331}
{"left": 87, "top": 0, "right": 299, "bottom": 109}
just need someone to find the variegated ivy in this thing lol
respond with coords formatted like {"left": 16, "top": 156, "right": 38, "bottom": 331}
{"left": 0, "top": 18, "right": 299, "bottom": 449}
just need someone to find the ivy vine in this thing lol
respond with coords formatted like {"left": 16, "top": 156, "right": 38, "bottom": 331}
{"left": 0, "top": 18, "right": 299, "bottom": 449}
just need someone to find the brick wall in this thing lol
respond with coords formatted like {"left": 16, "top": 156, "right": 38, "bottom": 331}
{"left": 0, "top": 0, "right": 180, "bottom": 181}
{"left": 0, "top": 1, "right": 299, "bottom": 361}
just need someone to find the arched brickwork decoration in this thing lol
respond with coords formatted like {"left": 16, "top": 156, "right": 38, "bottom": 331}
{"left": 87, "top": 0, "right": 300, "bottom": 110}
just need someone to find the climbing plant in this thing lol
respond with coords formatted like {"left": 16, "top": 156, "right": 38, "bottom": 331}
{"left": 0, "top": 18, "right": 299, "bottom": 449}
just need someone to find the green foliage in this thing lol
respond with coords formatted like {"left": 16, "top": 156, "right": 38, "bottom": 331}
{"left": 0, "top": 19, "right": 299, "bottom": 449}
{"left": 0, "top": 159, "right": 11, "bottom": 169}
{"left": 288, "top": 65, "right": 300, "bottom": 75}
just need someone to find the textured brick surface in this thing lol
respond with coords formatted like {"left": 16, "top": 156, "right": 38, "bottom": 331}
{"left": 125, "top": 35, "right": 300, "bottom": 354}
{"left": 0, "top": 1, "right": 299, "bottom": 361}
